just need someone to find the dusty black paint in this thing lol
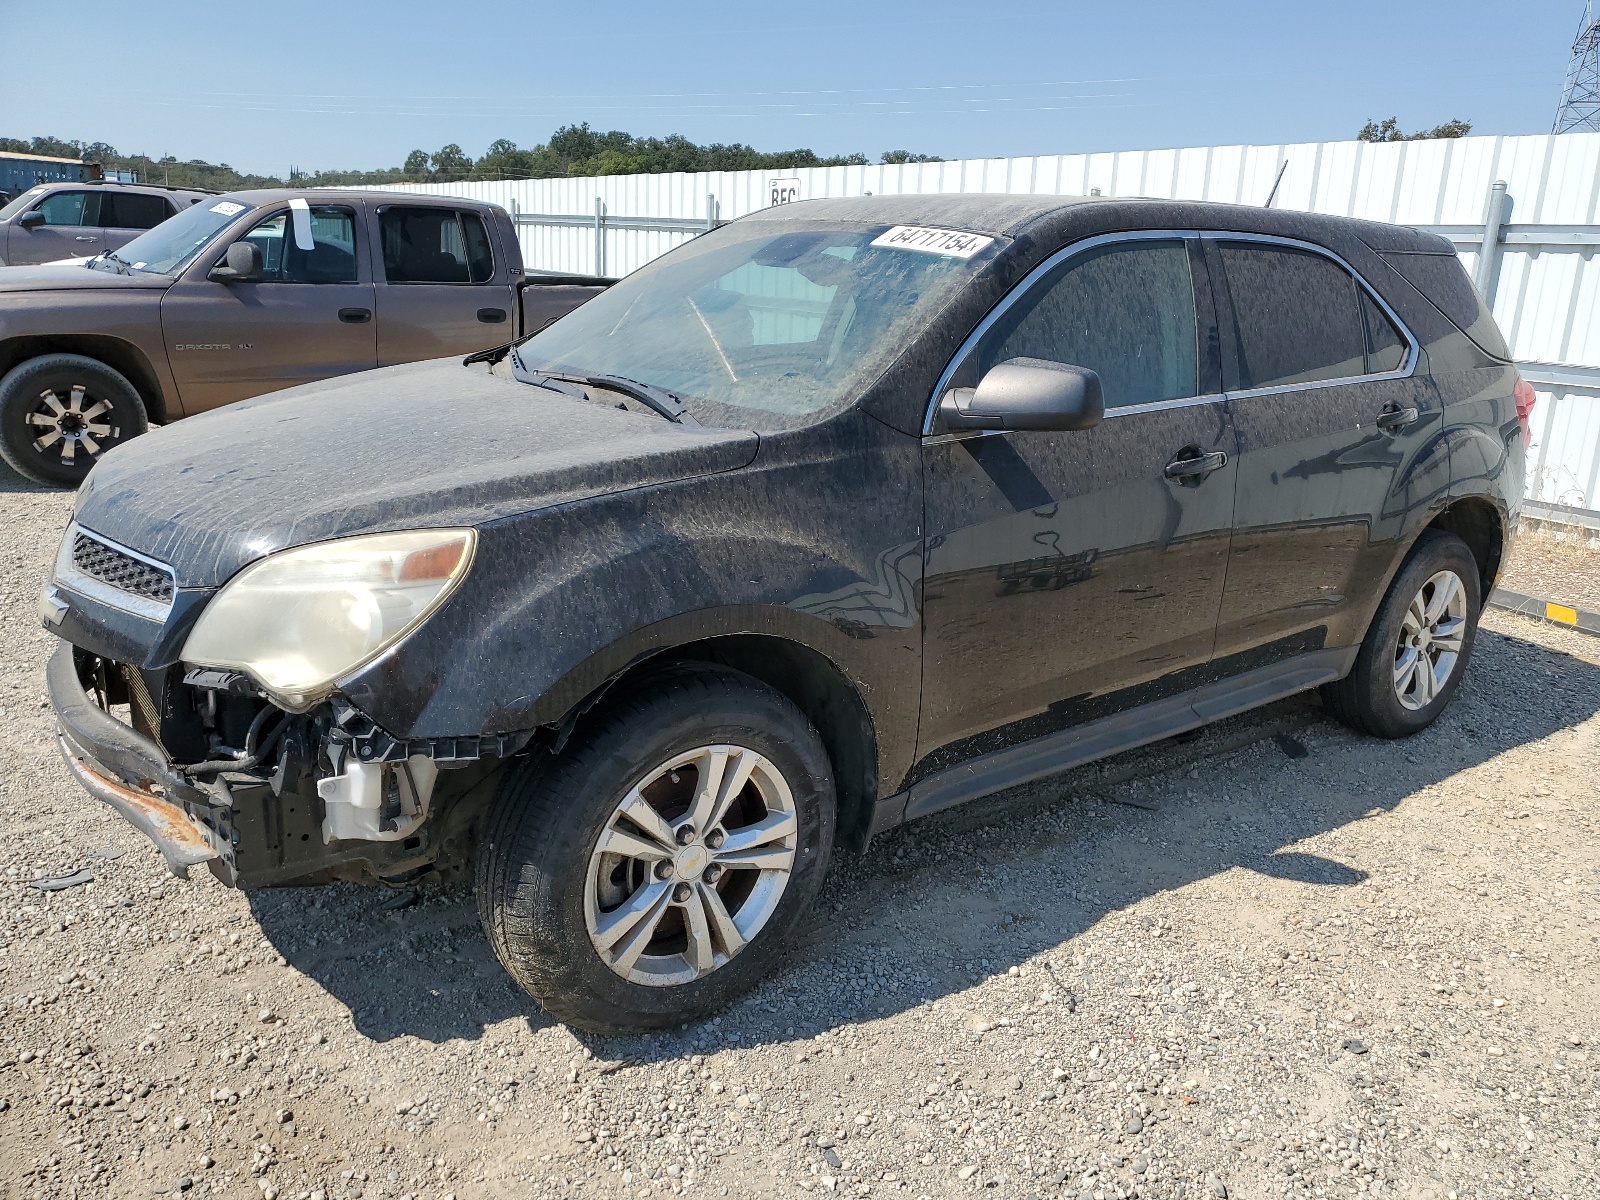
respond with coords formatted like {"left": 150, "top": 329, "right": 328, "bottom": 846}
{"left": 50, "top": 195, "right": 1524, "bottom": 844}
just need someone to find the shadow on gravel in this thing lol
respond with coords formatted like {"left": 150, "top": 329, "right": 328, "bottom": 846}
{"left": 250, "top": 624, "right": 1600, "bottom": 1052}
{"left": 0, "top": 460, "right": 58, "bottom": 493}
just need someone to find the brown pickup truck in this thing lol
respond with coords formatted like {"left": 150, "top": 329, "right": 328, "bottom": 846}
{"left": 0, "top": 189, "right": 607, "bottom": 485}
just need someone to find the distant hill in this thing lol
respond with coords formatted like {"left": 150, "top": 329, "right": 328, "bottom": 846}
{"left": 1, "top": 127, "right": 940, "bottom": 190}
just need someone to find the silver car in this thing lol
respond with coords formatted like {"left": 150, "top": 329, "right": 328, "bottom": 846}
{"left": 0, "top": 181, "right": 213, "bottom": 267}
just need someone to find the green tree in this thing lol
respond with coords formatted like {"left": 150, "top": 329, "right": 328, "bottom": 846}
{"left": 1357, "top": 117, "right": 1472, "bottom": 142}
{"left": 429, "top": 144, "right": 473, "bottom": 181}
{"left": 881, "top": 150, "right": 943, "bottom": 164}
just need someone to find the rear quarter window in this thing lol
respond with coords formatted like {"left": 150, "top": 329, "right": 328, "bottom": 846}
{"left": 1379, "top": 251, "right": 1511, "bottom": 362}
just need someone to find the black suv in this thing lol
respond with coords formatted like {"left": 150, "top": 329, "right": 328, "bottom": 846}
{"left": 40, "top": 195, "right": 1529, "bottom": 1031}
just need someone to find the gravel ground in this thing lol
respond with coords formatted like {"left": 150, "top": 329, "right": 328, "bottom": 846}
{"left": 1496, "top": 530, "right": 1600, "bottom": 614}
{"left": 2, "top": 475, "right": 1598, "bottom": 1200}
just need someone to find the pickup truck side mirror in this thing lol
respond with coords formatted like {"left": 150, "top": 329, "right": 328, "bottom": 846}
{"left": 208, "top": 241, "right": 263, "bottom": 283}
{"left": 16, "top": 211, "right": 45, "bottom": 230}
{"left": 939, "top": 357, "right": 1105, "bottom": 433}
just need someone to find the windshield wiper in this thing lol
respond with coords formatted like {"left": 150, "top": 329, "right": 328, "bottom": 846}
{"left": 510, "top": 353, "right": 699, "bottom": 426}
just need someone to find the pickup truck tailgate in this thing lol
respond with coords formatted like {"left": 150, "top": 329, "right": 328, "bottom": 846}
{"left": 521, "top": 279, "right": 610, "bottom": 335}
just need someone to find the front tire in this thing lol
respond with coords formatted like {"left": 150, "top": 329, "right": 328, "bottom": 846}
{"left": 476, "top": 666, "right": 836, "bottom": 1032}
{"left": 0, "top": 354, "right": 149, "bottom": 487}
{"left": 1322, "top": 530, "right": 1482, "bottom": 738}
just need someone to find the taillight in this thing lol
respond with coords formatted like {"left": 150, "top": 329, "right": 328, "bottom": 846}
{"left": 1512, "top": 377, "right": 1536, "bottom": 449}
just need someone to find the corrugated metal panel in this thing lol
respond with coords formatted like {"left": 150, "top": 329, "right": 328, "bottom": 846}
{"left": 361, "top": 132, "right": 1600, "bottom": 516}
{"left": 1530, "top": 390, "right": 1600, "bottom": 509}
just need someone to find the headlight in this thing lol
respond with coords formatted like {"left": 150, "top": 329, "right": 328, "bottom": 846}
{"left": 182, "top": 529, "right": 476, "bottom": 710}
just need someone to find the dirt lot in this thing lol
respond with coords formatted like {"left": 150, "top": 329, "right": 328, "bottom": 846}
{"left": 2, "top": 477, "right": 1597, "bottom": 1200}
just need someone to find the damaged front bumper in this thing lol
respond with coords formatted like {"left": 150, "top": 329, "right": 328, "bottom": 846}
{"left": 46, "top": 642, "right": 520, "bottom": 889}
{"left": 48, "top": 642, "right": 223, "bottom": 877}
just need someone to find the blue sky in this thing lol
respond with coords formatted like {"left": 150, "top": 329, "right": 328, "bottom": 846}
{"left": 1, "top": 0, "right": 1584, "bottom": 175}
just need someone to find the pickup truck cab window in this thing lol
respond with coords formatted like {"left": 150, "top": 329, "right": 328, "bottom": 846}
{"left": 241, "top": 206, "right": 359, "bottom": 284}
{"left": 379, "top": 207, "right": 493, "bottom": 284}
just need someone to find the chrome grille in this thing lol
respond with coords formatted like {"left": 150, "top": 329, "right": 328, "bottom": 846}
{"left": 71, "top": 533, "right": 175, "bottom": 605}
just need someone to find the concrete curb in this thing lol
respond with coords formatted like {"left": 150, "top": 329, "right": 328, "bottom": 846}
{"left": 1487, "top": 586, "right": 1600, "bottom": 637}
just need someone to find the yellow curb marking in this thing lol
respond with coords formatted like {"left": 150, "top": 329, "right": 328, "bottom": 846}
{"left": 1545, "top": 602, "right": 1579, "bottom": 625}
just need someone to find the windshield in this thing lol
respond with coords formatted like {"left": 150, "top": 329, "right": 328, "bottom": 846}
{"left": 517, "top": 219, "right": 1003, "bottom": 429}
{"left": 0, "top": 186, "right": 48, "bottom": 221}
{"left": 103, "top": 198, "right": 255, "bottom": 275}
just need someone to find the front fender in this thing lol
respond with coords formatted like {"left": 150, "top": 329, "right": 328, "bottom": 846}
{"left": 335, "top": 411, "right": 927, "bottom": 788}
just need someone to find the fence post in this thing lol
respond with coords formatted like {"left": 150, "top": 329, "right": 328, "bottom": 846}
{"left": 706, "top": 193, "right": 717, "bottom": 233}
{"left": 594, "top": 197, "right": 606, "bottom": 278}
{"left": 1474, "top": 179, "right": 1509, "bottom": 304}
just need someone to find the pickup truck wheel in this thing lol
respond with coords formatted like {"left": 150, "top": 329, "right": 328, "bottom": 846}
{"left": 1321, "top": 530, "right": 1482, "bottom": 738}
{"left": 476, "top": 666, "right": 835, "bottom": 1032}
{"left": 0, "top": 354, "right": 149, "bottom": 487}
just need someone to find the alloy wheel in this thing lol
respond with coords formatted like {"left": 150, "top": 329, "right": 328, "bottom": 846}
{"left": 583, "top": 744, "right": 797, "bottom": 987}
{"left": 1392, "top": 569, "right": 1467, "bottom": 711}
{"left": 26, "top": 384, "right": 118, "bottom": 468}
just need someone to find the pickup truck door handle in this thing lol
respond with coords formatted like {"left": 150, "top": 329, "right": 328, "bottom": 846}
{"left": 338, "top": 308, "right": 372, "bottom": 324}
{"left": 75, "top": 236, "right": 98, "bottom": 242}
{"left": 1163, "top": 448, "right": 1229, "bottom": 481}
{"left": 477, "top": 307, "right": 508, "bottom": 324}
{"left": 1375, "top": 404, "right": 1420, "bottom": 432}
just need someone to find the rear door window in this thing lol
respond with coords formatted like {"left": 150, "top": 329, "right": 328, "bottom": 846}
{"left": 101, "top": 192, "right": 173, "bottom": 231}
{"left": 962, "top": 239, "right": 1198, "bottom": 409}
{"left": 379, "top": 207, "right": 495, "bottom": 284}
{"left": 239, "top": 206, "right": 359, "bottom": 283}
{"left": 1217, "top": 243, "right": 1366, "bottom": 390}
{"left": 1362, "top": 292, "right": 1407, "bottom": 374}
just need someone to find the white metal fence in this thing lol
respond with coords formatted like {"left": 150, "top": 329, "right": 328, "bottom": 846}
{"left": 370, "top": 132, "right": 1600, "bottom": 516}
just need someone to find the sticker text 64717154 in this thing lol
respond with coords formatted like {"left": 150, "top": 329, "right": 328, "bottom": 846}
{"left": 869, "top": 225, "right": 995, "bottom": 259}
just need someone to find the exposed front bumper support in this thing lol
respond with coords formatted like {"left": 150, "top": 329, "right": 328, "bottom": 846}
{"left": 57, "top": 733, "right": 219, "bottom": 876}
{"left": 47, "top": 642, "right": 222, "bottom": 878}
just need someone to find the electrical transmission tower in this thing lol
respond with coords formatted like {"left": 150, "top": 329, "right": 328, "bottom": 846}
{"left": 1555, "top": 1, "right": 1600, "bottom": 133}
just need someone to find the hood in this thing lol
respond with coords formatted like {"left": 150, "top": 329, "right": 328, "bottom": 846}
{"left": 0, "top": 261, "right": 171, "bottom": 293}
{"left": 74, "top": 358, "right": 760, "bottom": 587}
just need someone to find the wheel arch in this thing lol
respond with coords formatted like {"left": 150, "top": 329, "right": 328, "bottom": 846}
{"left": 553, "top": 630, "right": 883, "bottom": 855}
{"left": 0, "top": 336, "right": 169, "bottom": 424}
{"left": 1423, "top": 495, "right": 1505, "bottom": 601}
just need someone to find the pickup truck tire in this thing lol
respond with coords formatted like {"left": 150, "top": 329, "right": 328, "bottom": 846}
{"left": 476, "top": 665, "right": 836, "bottom": 1032}
{"left": 0, "top": 354, "right": 148, "bottom": 487}
{"left": 1321, "top": 530, "right": 1482, "bottom": 738}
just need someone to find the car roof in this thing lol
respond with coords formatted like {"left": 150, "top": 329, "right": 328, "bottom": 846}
{"left": 222, "top": 188, "right": 501, "bottom": 209}
{"left": 747, "top": 193, "right": 1453, "bottom": 255}
{"left": 23, "top": 179, "right": 214, "bottom": 199}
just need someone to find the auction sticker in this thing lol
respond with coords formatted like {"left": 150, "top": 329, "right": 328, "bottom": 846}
{"left": 870, "top": 225, "right": 994, "bottom": 258}
{"left": 209, "top": 201, "right": 246, "bottom": 216}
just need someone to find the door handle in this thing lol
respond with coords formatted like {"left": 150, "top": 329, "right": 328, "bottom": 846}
{"left": 1163, "top": 448, "right": 1229, "bottom": 481}
{"left": 1375, "top": 404, "right": 1419, "bottom": 432}
{"left": 338, "top": 308, "right": 372, "bottom": 324}
{"left": 477, "top": 307, "right": 507, "bottom": 324}
{"left": 75, "top": 236, "right": 98, "bottom": 242}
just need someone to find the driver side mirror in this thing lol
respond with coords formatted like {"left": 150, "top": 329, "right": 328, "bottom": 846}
{"left": 939, "top": 358, "right": 1105, "bottom": 433}
{"left": 16, "top": 211, "right": 45, "bottom": 230}
{"left": 208, "top": 241, "right": 263, "bottom": 283}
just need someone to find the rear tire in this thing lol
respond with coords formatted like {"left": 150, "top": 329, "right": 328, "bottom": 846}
{"left": 1321, "top": 530, "right": 1482, "bottom": 738}
{"left": 476, "top": 666, "right": 835, "bottom": 1032}
{"left": 0, "top": 354, "right": 148, "bottom": 487}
